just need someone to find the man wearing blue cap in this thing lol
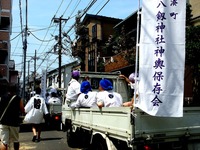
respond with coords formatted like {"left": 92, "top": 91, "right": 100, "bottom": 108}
{"left": 96, "top": 79, "right": 122, "bottom": 108}
{"left": 65, "top": 70, "right": 81, "bottom": 107}
{"left": 70, "top": 81, "right": 97, "bottom": 108}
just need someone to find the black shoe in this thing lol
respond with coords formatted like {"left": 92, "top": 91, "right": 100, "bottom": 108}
{"left": 32, "top": 136, "right": 37, "bottom": 142}
{"left": 36, "top": 138, "right": 41, "bottom": 142}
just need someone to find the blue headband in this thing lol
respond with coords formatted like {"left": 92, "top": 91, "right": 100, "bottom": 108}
{"left": 99, "top": 79, "right": 113, "bottom": 90}
{"left": 80, "top": 81, "right": 92, "bottom": 94}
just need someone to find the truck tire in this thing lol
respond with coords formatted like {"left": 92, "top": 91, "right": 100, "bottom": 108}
{"left": 89, "top": 134, "right": 108, "bottom": 150}
{"left": 66, "top": 129, "right": 77, "bottom": 148}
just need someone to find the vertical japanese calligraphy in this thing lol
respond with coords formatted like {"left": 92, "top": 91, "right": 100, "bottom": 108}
{"left": 135, "top": 0, "right": 186, "bottom": 117}
{"left": 41, "top": 70, "right": 47, "bottom": 98}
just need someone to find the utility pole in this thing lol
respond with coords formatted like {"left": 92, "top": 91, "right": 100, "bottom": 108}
{"left": 53, "top": 16, "right": 68, "bottom": 88}
{"left": 58, "top": 17, "right": 62, "bottom": 89}
{"left": 28, "top": 60, "right": 30, "bottom": 88}
{"left": 34, "top": 50, "right": 36, "bottom": 89}
{"left": 23, "top": 0, "right": 28, "bottom": 101}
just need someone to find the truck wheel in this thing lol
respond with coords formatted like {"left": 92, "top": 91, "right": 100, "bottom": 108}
{"left": 66, "top": 129, "right": 76, "bottom": 148}
{"left": 89, "top": 135, "right": 108, "bottom": 150}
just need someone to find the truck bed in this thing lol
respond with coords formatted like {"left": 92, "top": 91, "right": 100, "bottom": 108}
{"left": 62, "top": 107, "right": 133, "bottom": 142}
{"left": 134, "top": 107, "right": 200, "bottom": 142}
{"left": 62, "top": 107, "right": 200, "bottom": 143}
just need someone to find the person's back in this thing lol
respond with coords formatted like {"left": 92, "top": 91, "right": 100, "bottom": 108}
{"left": 24, "top": 87, "right": 49, "bottom": 143}
{"left": 0, "top": 85, "right": 24, "bottom": 150}
{"left": 96, "top": 79, "right": 123, "bottom": 108}
{"left": 96, "top": 90, "right": 122, "bottom": 107}
{"left": 65, "top": 70, "right": 81, "bottom": 106}
{"left": 71, "top": 81, "right": 97, "bottom": 108}
{"left": 48, "top": 89, "right": 61, "bottom": 104}
{"left": 25, "top": 88, "right": 49, "bottom": 124}
{"left": 48, "top": 97, "right": 61, "bottom": 104}
{"left": 0, "top": 85, "right": 24, "bottom": 127}
{"left": 71, "top": 91, "right": 98, "bottom": 108}
{"left": 0, "top": 94, "right": 23, "bottom": 126}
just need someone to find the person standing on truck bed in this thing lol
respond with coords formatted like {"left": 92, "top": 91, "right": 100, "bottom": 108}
{"left": 65, "top": 70, "right": 81, "bottom": 107}
{"left": 48, "top": 88, "right": 61, "bottom": 104}
{"left": 70, "top": 81, "right": 98, "bottom": 108}
{"left": 96, "top": 79, "right": 123, "bottom": 108}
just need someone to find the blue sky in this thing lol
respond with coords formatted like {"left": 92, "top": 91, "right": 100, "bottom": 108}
{"left": 11, "top": 0, "right": 139, "bottom": 76}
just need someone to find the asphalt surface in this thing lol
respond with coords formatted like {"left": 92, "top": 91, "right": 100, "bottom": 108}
{"left": 18, "top": 123, "right": 79, "bottom": 150}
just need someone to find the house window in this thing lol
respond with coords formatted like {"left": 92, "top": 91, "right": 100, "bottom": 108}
{"left": 88, "top": 50, "right": 95, "bottom": 71}
{"left": 0, "top": 17, "right": 10, "bottom": 30}
{"left": 49, "top": 77, "right": 53, "bottom": 86}
{"left": 92, "top": 24, "right": 97, "bottom": 39}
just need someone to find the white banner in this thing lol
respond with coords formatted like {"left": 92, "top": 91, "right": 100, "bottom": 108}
{"left": 135, "top": 0, "right": 186, "bottom": 117}
{"left": 41, "top": 70, "right": 47, "bottom": 99}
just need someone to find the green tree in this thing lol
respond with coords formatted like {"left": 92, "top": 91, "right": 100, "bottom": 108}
{"left": 186, "top": 3, "right": 200, "bottom": 104}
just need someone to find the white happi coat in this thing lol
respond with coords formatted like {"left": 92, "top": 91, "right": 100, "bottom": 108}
{"left": 48, "top": 97, "right": 61, "bottom": 104}
{"left": 96, "top": 91, "right": 123, "bottom": 107}
{"left": 65, "top": 79, "right": 81, "bottom": 102}
{"left": 70, "top": 91, "right": 98, "bottom": 108}
{"left": 24, "top": 94, "right": 49, "bottom": 124}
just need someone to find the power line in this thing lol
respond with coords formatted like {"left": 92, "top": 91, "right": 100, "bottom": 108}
{"left": 62, "top": 0, "right": 73, "bottom": 16}
{"left": 28, "top": 31, "right": 55, "bottom": 42}
{"left": 96, "top": 0, "right": 110, "bottom": 15}
{"left": 65, "top": 0, "right": 97, "bottom": 35}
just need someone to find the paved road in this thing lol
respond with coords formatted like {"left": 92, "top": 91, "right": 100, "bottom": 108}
{"left": 18, "top": 124, "right": 80, "bottom": 150}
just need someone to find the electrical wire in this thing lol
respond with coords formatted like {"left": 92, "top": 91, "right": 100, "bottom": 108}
{"left": 29, "top": 31, "right": 55, "bottom": 42}
{"left": 62, "top": 0, "right": 82, "bottom": 30}
{"left": 35, "top": 0, "right": 67, "bottom": 72}
{"left": 36, "top": 0, "right": 83, "bottom": 72}
{"left": 10, "top": 31, "right": 22, "bottom": 41}
{"left": 96, "top": 0, "right": 110, "bottom": 15}
{"left": 62, "top": 0, "right": 73, "bottom": 16}
{"left": 28, "top": 24, "right": 57, "bottom": 32}
{"left": 17, "top": 0, "right": 112, "bottom": 75}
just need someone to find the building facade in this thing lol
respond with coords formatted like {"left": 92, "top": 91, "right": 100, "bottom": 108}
{"left": 46, "top": 60, "right": 79, "bottom": 90}
{"left": 104, "top": 11, "right": 138, "bottom": 75}
{"left": 0, "top": 0, "right": 19, "bottom": 94}
{"left": 72, "top": 14, "right": 122, "bottom": 72}
{"left": 189, "top": 0, "right": 200, "bottom": 25}
{"left": 0, "top": 0, "right": 11, "bottom": 85}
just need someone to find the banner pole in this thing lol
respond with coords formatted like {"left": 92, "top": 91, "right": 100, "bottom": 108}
{"left": 133, "top": 0, "right": 141, "bottom": 106}
{"left": 131, "top": 0, "right": 141, "bottom": 149}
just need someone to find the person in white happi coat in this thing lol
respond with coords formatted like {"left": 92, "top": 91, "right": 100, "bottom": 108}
{"left": 71, "top": 81, "right": 97, "bottom": 108}
{"left": 96, "top": 79, "right": 123, "bottom": 108}
{"left": 65, "top": 70, "right": 81, "bottom": 107}
{"left": 24, "top": 87, "right": 49, "bottom": 142}
{"left": 48, "top": 88, "right": 61, "bottom": 104}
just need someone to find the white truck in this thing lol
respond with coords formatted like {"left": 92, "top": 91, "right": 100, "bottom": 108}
{"left": 61, "top": 71, "right": 200, "bottom": 150}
